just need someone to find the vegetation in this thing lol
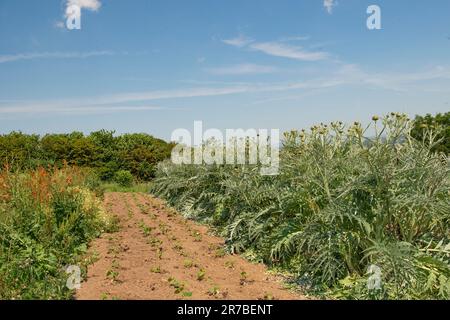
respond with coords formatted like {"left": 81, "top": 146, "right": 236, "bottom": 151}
{"left": 0, "top": 112, "right": 448, "bottom": 300}
{"left": 184, "top": 259, "right": 194, "bottom": 268}
{"left": 411, "top": 112, "right": 450, "bottom": 154}
{"left": 100, "top": 182, "right": 152, "bottom": 193}
{"left": 150, "top": 266, "right": 163, "bottom": 274}
{"left": 114, "top": 170, "right": 134, "bottom": 187}
{"left": 196, "top": 269, "right": 206, "bottom": 281}
{"left": 0, "top": 131, "right": 174, "bottom": 181}
{"left": 0, "top": 166, "right": 111, "bottom": 299}
{"left": 150, "top": 113, "right": 450, "bottom": 300}
{"left": 167, "top": 276, "right": 187, "bottom": 294}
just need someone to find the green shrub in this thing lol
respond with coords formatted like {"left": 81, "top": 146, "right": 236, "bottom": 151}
{"left": 114, "top": 170, "right": 134, "bottom": 187}
{"left": 0, "top": 167, "right": 107, "bottom": 299}
{"left": 411, "top": 112, "right": 449, "bottom": 154}
{"left": 0, "top": 130, "right": 174, "bottom": 181}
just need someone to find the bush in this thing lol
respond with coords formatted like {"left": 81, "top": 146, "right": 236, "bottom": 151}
{"left": 411, "top": 112, "right": 449, "bottom": 154}
{"left": 114, "top": 170, "right": 134, "bottom": 187}
{"left": 0, "top": 132, "right": 42, "bottom": 170}
{"left": 150, "top": 113, "right": 450, "bottom": 300}
{"left": 0, "top": 167, "right": 108, "bottom": 299}
{"left": 0, "top": 131, "right": 174, "bottom": 181}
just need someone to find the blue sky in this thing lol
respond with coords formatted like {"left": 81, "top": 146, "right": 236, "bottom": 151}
{"left": 0, "top": 0, "right": 449, "bottom": 140}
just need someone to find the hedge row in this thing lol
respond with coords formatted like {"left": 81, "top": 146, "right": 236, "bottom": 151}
{"left": 0, "top": 130, "right": 174, "bottom": 181}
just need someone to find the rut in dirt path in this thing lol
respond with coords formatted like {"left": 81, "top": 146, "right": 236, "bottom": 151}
{"left": 76, "top": 192, "right": 305, "bottom": 300}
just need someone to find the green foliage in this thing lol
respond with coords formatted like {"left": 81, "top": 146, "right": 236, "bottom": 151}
{"left": 114, "top": 170, "right": 134, "bottom": 187}
{"left": 150, "top": 113, "right": 450, "bottom": 300}
{"left": 411, "top": 112, "right": 450, "bottom": 154}
{"left": 100, "top": 182, "right": 152, "bottom": 193}
{"left": 0, "top": 167, "right": 108, "bottom": 299}
{"left": 0, "top": 132, "right": 42, "bottom": 169}
{"left": 0, "top": 130, "right": 173, "bottom": 181}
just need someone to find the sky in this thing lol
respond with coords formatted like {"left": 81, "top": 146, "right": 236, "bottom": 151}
{"left": 0, "top": 0, "right": 449, "bottom": 140}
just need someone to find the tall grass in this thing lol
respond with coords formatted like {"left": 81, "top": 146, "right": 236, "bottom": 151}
{"left": 150, "top": 113, "right": 450, "bottom": 299}
{"left": 0, "top": 166, "right": 109, "bottom": 299}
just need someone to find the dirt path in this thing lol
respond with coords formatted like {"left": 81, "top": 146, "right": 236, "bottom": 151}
{"left": 76, "top": 192, "right": 304, "bottom": 300}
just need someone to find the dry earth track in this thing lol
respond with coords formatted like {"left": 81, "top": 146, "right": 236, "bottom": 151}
{"left": 76, "top": 192, "right": 305, "bottom": 300}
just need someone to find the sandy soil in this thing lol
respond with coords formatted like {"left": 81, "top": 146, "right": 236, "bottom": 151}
{"left": 76, "top": 192, "right": 305, "bottom": 300}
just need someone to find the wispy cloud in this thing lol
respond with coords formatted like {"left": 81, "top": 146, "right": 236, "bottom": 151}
{"left": 0, "top": 51, "right": 115, "bottom": 64}
{"left": 206, "top": 64, "right": 278, "bottom": 75}
{"left": 0, "top": 87, "right": 252, "bottom": 116}
{"left": 356, "top": 66, "right": 450, "bottom": 91}
{"left": 222, "top": 34, "right": 254, "bottom": 48}
{"left": 250, "top": 42, "right": 329, "bottom": 61}
{"left": 0, "top": 104, "right": 165, "bottom": 116}
{"left": 2, "top": 65, "right": 450, "bottom": 116}
{"left": 92, "top": 87, "right": 252, "bottom": 105}
{"left": 222, "top": 35, "right": 329, "bottom": 61}
{"left": 324, "top": 0, "right": 337, "bottom": 14}
{"left": 54, "top": 21, "right": 66, "bottom": 29}
{"left": 279, "top": 36, "right": 310, "bottom": 42}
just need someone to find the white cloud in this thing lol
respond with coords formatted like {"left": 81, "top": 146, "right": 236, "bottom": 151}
{"left": 0, "top": 51, "right": 114, "bottom": 64}
{"left": 279, "top": 36, "right": 310, "bottom": 42}
{"left": 328, "top": 64, "right": 450, "bottom": 92}
{"left": 222, "top": 35, "right": 254, "bottom": 48}
{"left": 222, "top": 34, "right": 329, "bottom": 62}
{"left": 249, "top": 42, "right": 329, "bottom": 61}
{"left": 68, "top": 0, "right": 101, "bottom": 11}
{"left": 324, "top": 0, "right": 337, "bottom": 14}
{"left": 0, "top": 105, "right": 164, "bottom": 115}
{"left": 206, "top": 64, "right": 278, "bottom": 75}
{"left": 360, "top": 66, "right": 450, "bottom": 91}
{"left": 54, "top": 0, "right": 102, "bottom": 27}
{"left": 65, "top": 0, "right": 102, "bottom": 18}
{"left": 0, "top": 87, "right": 253, "bottom": 116}
{"left": 2, "top": 65, "right": 450, "bottom": 116}
{"left": 54, "top": 21, "right": 65, "bottom": 29}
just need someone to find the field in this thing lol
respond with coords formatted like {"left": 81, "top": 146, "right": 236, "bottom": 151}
{"left": 75, "top": 192, "right": 303, "bottom": 300}
{"left": 0, "top": 113, "right": 448, "bottom": 300}
{"left": 150, "top": 113, "right": 450, "bottom": 299}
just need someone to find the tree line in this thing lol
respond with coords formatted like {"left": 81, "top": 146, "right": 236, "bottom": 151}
{"left": 0, "top": 130, "right": 174, "bottom": 181}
